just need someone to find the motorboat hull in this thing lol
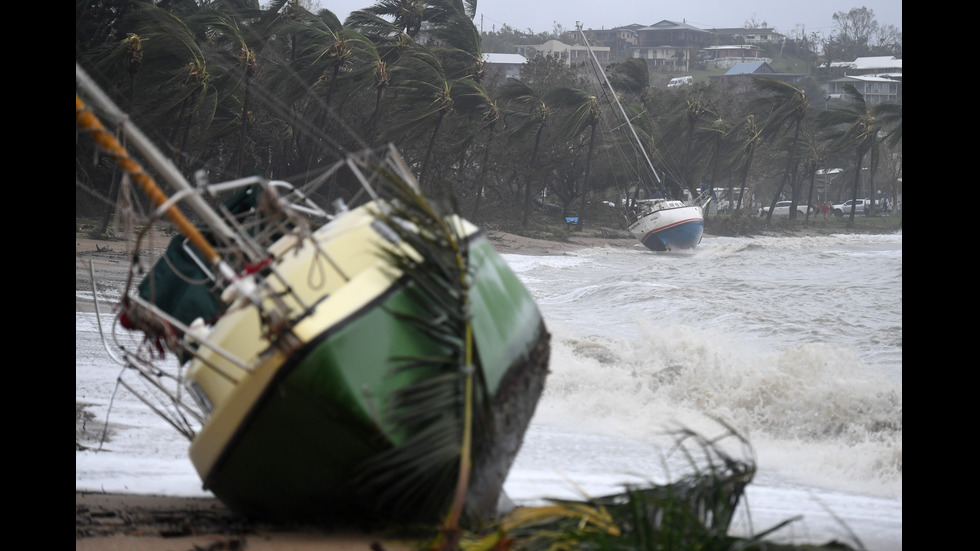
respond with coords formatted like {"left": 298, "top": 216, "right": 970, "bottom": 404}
{"left": 628, "top": 205, "right": 704, "bottom": 251}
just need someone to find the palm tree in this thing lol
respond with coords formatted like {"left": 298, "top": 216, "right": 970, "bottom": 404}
{"left": 447, "top": 80, "right": 500, "bottom": 217}
{"left": 284, "top": 6, "right": 380, "bottom": 170}
{"left": 496, "top": 78, "right": 553, "bottom": 227}
{"left": 545, "top": 87, "right": 602, "bottom": 228}
{"left": 114, "top": 3, "right": 219, "bottom": 167}
{"left": 79, "top": 1, "right": 229, "bottom": 236}
{"left": 87, "top": 32, "right": 147, "bottom": 238}
{"left": 659, "top": 93, "right": 716, "bottom": 199}
{"left": 346, "top": 0, "right": 452, "bottom": 43}
{"left": 605, "top": 58, "right": 650, "bottom": 98}
{"left": 701, "top": 115, "right": 733, "bottom": 218}
{"left": 731, "top": 114, "right": 763, "bottom": 217}
{"left": 189, "top": 7, "right": 266, "bottom": 176}
{"left": 875, "top": 102, "right": 902, "bottom": 216}
{"left": 818, "top": 85, "right": 895, "bottom": 228}
{"left": 427, "top": 8, "right": 484, "bottom": 81}
{"left": 755, "top": 78, "right": 809, "bottom": 225}
{"left": 793, "top": 127, "right": 827, "bottom": 225}
{"left": 364, "top": 56, "right": 393, "bottom": 146}
{"left": 384, "top": 44, "right": 457, "bottom": 191}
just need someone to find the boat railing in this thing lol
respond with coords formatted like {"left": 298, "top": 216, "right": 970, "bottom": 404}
{"left": 80, "top": 61, "right": 436, "bottom": 445}
{"left": 93, "top": 174, "right": 350, "bottom": 442}
{"left": 696, "top": 188, "right": 714, "bottom": 209}
{"left": 90, "top": 146, "right": 428, "bottom": 441}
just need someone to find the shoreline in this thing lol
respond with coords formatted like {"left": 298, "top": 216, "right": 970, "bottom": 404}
{"left": 485, "top": 229, "right": 640, "bottom": 255}
{"left": 75, "top": 226, "right": 898, "bottom": 548}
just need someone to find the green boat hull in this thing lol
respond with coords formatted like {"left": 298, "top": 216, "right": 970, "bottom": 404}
{"left": 198, "top": 234, "right": 550, "bottom": 524}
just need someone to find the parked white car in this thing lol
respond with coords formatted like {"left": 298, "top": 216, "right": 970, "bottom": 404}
{"left": 759, "top": 200, "right": 809, "bottom": 217}
{"left": 832, "top": 199, "right": 870, "bottom": 217}
{"left": 667, "top": 76, "right": 693, "bottom": 88}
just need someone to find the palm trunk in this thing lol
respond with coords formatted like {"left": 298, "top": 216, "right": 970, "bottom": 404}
{"left": 419, "top": 111, "right": 447, "bottom": 192}
{"left": 735, "top": 144, "right": 756, "bottom": 216}
{"left": 234, "top": 73, "right": 251, "bottom": 176}
{"left": 765, "top": 119, "right": 801, "bottom": 225}
{"left": 868, "top": 138, "right": 879, "bottom": 216}
{"left": 471, "top": 132, "right": 494, "bottom": 218}
{"left": 848, "top": 153, "right": 863, "bottom": 228}
{"left": 575, "top": 123, "right": 599, "bottom": 230}
{"left": 804, "top": 159, "right": 817, "bottom": 226}
{"left": 523, "top": 124, "right": 546, "bottom": 228}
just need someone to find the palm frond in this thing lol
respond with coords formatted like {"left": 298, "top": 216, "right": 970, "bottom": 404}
{"left": 458, "top": 421, "right": 850, "bottom": 551}
{"left": 607, "top": 58, "right": 650, "bottom": 97}
{"left": 545, "top": 87, "right": 598, "bottom": 143}
{"left": 346, "top": 148, "right": 492, "bottom": 524}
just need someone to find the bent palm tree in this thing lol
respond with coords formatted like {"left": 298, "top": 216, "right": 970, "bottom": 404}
{"left": 730, "top": 115, "right": 762, "bottom": 217}
{"left": 384, "top": 45, "right": 457, "bottom": 191}
{"left": 818, "top": 85, "right": 888, "bottom": 228}
{"left": 496, "top": 78, "right": 553, "bottom": 227}
{"left": 546, "top": 87, "right": 602, "bottom": 228}
{"left": 448, "top": 79, "right": 500, "bottom": 217}
{"left": 755, "top": 78, "right": 809, "bottom": 225}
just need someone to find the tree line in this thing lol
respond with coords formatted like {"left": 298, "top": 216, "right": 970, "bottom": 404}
{"left": 76, "top": 0, "right": 901, "bottom": 235}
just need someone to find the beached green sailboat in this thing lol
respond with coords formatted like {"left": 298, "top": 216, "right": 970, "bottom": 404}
{"left": 77, "top": 64, "right": 550, "bottom": 525}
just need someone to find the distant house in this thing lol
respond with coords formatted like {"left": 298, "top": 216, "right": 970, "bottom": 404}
{"left": 825, "top": 74, "right": 901, "bottom": 104}
{"left": 700, "top": 44, "right": 770, "bottom": 69}
{"left": 707, "top": 27, "right": 786, "bottom": 45}
{"left": 824, "top": 56, "right": 902, "bottom": 76}
{"left": 624, "top": 20, "right": 710, "bottom": 72}
{"left": 629, "top": 44, "right": 698, "bottom": 71}
{"left": 582, "top": 26, "right": 638, "bottom": 59}
{"left": 710, "top": 61, "right": 804, "bottom": 90}
{"left": 514, "top": 40, "right": 610, "bottom": 68}
{"left": 633, "top": 20, "right": 712, "bottom": 48}
{"left": 723, "top": 61, "right": 776, "bottom": 76}
{"left": 820, "top": 56, "right": 902, "bottom": 104}
{"left": 482, "top": 53, "right": 527, "bottom": 83}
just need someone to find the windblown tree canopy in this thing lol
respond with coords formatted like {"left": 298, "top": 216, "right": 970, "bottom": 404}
{"left": 77, "top": 1, "right": 900, "bottom": 234}
{"left": 823, "top": 6, "right": 902, "bottom": 61}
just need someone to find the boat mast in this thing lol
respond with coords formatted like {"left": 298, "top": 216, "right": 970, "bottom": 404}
{"left": 575, "top": 22, "right": 663, "bottom": 187}
{"left": 76, "top": 62, "right": 265, "bottom": 305}
{"left": 76, "top": 63, "right": 260, "bottom": 263}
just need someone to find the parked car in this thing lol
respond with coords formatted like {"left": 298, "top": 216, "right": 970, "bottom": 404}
{"left": 832, "top": 199, "right": 870, "bottom": 217}
{"left": 667, "top": 76, "right": 693, "bottom": 88}
{"left": 759, "top": 200, "right": 810, "bottom": 217}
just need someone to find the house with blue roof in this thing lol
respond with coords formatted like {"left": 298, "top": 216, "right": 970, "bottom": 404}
{"left": 709, "top": 61, "right": 805, "bottom": 91}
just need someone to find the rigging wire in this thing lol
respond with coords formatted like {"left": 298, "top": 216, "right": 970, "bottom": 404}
{"left": 76, "top": 47, "right": 375, "bottom": 206}
{"left": 579, "top": 46, "right": 663, "bottom": 199}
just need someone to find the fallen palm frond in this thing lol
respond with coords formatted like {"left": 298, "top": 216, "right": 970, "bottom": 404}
{"left": 346, "top": 147, "right": 491, "bottom": 537}
{"left": 458, "top": 420, "right": 861, "bottom": 551}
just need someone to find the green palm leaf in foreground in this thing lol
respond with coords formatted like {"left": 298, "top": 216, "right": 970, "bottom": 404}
{"left": 348, "top": 147, "right": 491, "bottom": 533}
{"left": 460, "top": 421, "right": 861, "bottom": 551}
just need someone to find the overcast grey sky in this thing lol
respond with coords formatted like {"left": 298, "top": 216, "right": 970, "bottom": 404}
{"left": 315, "top": 1, "right": 901, "bottom": 37}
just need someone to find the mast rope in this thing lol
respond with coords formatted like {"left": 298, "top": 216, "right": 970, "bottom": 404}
{"left": 76, "top": 95, "right": 220, "bottom": 265}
